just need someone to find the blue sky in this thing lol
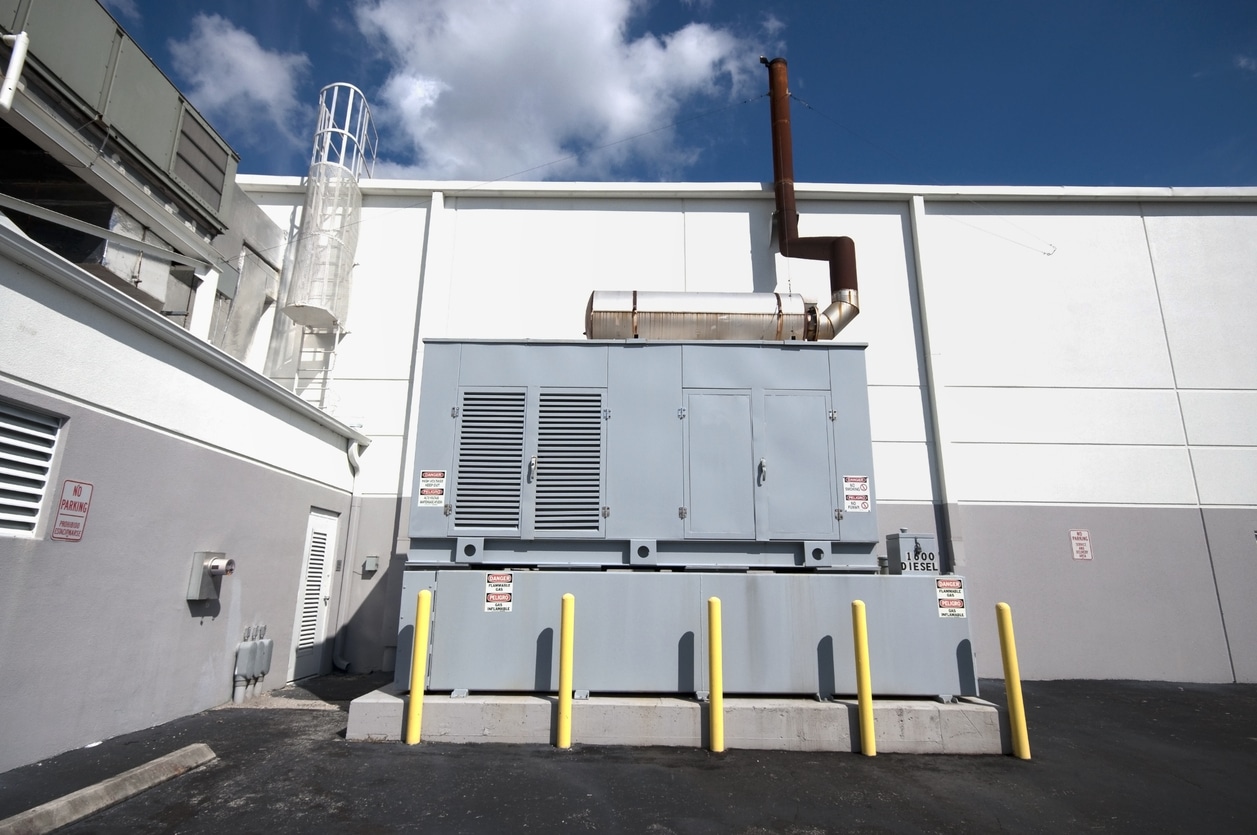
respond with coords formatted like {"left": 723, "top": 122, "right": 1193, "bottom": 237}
{"left": 102, "top": 0, "right": 1257, "bottom": 186}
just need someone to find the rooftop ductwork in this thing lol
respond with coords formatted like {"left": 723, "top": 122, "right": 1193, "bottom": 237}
{"left": 586, "top": 58, "right": 858, "bottom": 342}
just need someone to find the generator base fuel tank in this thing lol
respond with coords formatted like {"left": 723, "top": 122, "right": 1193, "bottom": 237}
{"left": 396, "top": 569, "right": 977, "bottom": 699}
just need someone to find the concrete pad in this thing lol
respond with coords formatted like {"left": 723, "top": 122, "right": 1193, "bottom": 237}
{"left": 724, "top": 699, "right": 853, "bottom": 751}
{"left": 423, "top": 695, "right": 554, "bottom": 744}
{"left": 347, "top": 689, "right": 1008, "bottom": 753}
{"left": 345, "top": 681, "right": 405, "bottom": 742}
{"left": 573, "top": 698, "right": 702, "bottom": 747}
{"left": 0, "top": 743, "right": 216, "bottom": 835}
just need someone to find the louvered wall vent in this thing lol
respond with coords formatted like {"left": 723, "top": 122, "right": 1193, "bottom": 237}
{"left": 0, "top": 400, "right": 61, "bottom": 535}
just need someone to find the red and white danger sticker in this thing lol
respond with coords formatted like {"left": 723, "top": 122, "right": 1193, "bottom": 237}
{"left": 936, "top": 577, "right": 966, "bottom": 618}
{"left": 485, "top": 572, "right": 513, "bottom": 612}
{"left": 417, "top": 469, "right": 447, "bottom": 507}
{"left": 842, "top": 476, "right": 871, "bottom": 512}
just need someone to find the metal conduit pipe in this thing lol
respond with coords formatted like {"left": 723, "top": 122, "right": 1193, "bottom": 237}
{"left": 761, "top": 56, "right": 860, "bottom": 339}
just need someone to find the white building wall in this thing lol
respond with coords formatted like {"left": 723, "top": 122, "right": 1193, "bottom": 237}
{"left": 241, "top": 178, "right": 1257, "bottom": 685}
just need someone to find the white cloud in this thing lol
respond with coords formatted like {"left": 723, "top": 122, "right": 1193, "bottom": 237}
{"left": 100, "top": 0, "right": 140, "bottom": 21}
{"left": 1237, "top": 55, "right": 1257, "bottom": 73}
{"left": 354, "top": 0, "right": 755, "bottom": 180}
{"left": 168, "top": 14, "right": 311, "bottom": 149}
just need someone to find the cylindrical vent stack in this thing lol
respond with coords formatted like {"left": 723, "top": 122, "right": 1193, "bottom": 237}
{"left": 284, "top": 83, "right": 378, "bottom": 329}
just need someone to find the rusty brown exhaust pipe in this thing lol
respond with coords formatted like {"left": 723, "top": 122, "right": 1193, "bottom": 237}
{"left": 762, "top": 56, "right": 858, "bottom": 339}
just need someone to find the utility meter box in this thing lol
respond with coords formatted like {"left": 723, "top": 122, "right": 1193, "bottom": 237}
{"left": 887, "top": 531, "right": 939, "bottom": 574}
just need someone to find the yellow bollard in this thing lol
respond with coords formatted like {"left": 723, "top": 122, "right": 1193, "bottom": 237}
{"left": 404, "top": 589, "right": 432, "bottom": 745}
{"left": 851, "top": 600, "right": 876, "bottom": 756}
{"left": 707, "top": 596, "right": 725, "bottom": 752}
{"left": 557, "top": 593, "right": 576, "bottom": 749}
{"left": 996, "top": 602, "right": 1031, "bottom": 759}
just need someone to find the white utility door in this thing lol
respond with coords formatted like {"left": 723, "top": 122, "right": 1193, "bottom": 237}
{"left": 290, "top": 510, "right": 339, "bottom": 681}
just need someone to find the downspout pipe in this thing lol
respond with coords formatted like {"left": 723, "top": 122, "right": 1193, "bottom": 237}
{"left": 762, "top": 56, "right": 859, "bottom": 339}
{"left": 331, "top": 440, "right": 366, "bottom": 673}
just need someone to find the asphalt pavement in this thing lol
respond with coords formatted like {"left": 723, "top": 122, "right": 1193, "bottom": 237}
{"left": 2, "top": 676, "right": 1255, "bottom": 834}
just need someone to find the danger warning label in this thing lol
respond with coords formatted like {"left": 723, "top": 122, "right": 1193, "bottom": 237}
{"left": 417, "top": 469, "right": 447, "bottom": 507}
{"left": 936, "top": 577, "right": 966, "bottom": 618}
{"left": 485, "top": 572, "right": 513, "bottom": 612}
{"left": 843, "top": 475, "right": 871, "bottom": 513}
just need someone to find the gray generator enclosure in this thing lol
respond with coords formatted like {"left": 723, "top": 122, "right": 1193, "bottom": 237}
{"left": 400, "top": 340, "right": 976, "bottom": 698}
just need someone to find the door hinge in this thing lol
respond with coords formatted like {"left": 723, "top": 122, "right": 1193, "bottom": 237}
{"left": 834, "top": 509, "right": 843, "bottom": 521}
{"left": 677, "top": 408, "right": 686, "bottom": 419}
{"left": 444, "top": 504, "right": 453, "bottom": 516}
{"left": 451, "top": 406, "right": 460, "bottom": 418}
{"left": 601, "top": 506, "right": 611, "bottom": 518}
{"left": 678, "top": 506, "right": 688, "bottom": 519}
{"left": 603, "top": 408, "right": 612, "bottom": 420}
{"left": 828, "top": 409, "right": 837, "bottom": 421}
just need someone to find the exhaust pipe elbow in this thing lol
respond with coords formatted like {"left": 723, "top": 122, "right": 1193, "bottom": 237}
{"left": 815, "top": 289, "right": 860, "bottom": 340}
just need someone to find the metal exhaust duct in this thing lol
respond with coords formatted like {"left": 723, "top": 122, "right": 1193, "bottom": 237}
{"left": 586, "top": 290, "right": 811, "bottom": 340}
{"left": 762, "top": 56, "right": 859, "bottom": 339}
{"left": 585, "top": 58, "right": 858, "bottom": 342}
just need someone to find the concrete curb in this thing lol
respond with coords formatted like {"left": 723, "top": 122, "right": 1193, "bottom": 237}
{"left": 0, "top": 743, "right": 217, "bottom": 835}
{"left": 348, "top": 686, "right": 1009, "bottom": 754}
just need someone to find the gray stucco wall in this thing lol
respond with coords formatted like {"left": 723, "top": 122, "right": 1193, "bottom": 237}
{"left": 0, "top": 383, "right": 353, "bottom": 772}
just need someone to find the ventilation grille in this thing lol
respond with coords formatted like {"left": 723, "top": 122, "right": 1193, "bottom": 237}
{"left": 453, "top": 391, "right": 526, "bottom": 528}
{"left": 0, "top": 401, "right": 61, "bottom": 535}
{"left": 535, "top": 392, "right": 604, "bottom": 532}
{"left": 297, "top": 529, "right": 328, "bottom": 651}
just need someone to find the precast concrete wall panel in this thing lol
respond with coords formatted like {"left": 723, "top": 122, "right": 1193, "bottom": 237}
{"left": 870, "top": 442, "right": 936, "bottom": 504}
{"left": 677, "top": 199, "right": 772, "bottom": 293}
{"left": 958, "top": 504, "right": 1233, "bottom": 682}
{"left": 1179, "top": 390, "right": 1257, "bottom": 446}
{"left": 320, "top": 199, "right": 429, "bottom": 382}
{"left": 948, "top": 445, "right": 1197, "bottom": 506}
{"left": 919, "top": 204, "right": 1175, "bottom": 389}
{"left": 945, "top": 388, "right": 1186, "bottom": 446}
{"left": 1143, "top": 207, "right": 1257, "bottom": 390}
{"left": 1190, "top": 448, "right": 1257, "bottom": 506}
{"left": 1201, "top": 508, "right": 1257, "bottom": 682}
{"left": 783, "top": 203, "right": 923, "bottom": 388}
{"left": 443, "top": 197, "right": 688, "bottom": 340}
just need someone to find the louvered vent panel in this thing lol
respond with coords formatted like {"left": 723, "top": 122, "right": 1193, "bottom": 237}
{"left": 454, "top": 391, "right": 526, "bottom": 528}
{"left": 0, "top": 401, "right": 61, "bottom": 535}
{"left": 535, "top": 392, "right": 603, "bottom": 531}
{"left": 297, "top": 530, "right": 328, "bottom": 650}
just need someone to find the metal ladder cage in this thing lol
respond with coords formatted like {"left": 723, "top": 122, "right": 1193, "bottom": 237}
{"left": 283, "top": 83, "right": 378, "bottom": 331}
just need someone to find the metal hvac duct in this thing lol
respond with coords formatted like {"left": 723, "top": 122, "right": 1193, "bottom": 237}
{"left": 585, "top": 58, "right": 858, "bottom": 342}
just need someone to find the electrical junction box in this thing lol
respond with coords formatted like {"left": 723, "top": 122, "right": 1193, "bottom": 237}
{"left": 887, "top": 531, "right": 939, "bottom": 574}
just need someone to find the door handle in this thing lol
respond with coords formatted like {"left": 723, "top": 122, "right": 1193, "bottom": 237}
{"left": 528, "top": 456, "right": 538, "bottom": 483}
{"left": 758, "top": 458, "right": 767, "bottom": 485}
